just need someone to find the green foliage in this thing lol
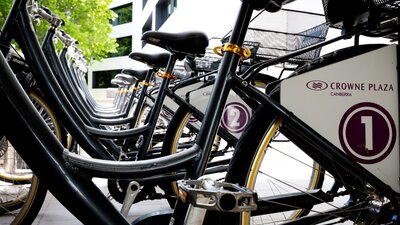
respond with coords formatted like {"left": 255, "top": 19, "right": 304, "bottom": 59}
{"left": 0, "top": 1, "right": 13, "bottom": 24}
{"left": 0, "top": 0, "right": 118, "bottom": 62}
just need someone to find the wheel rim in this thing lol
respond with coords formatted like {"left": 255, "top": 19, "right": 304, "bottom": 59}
{"left": 170, "top": 112, "right": 193, "bottom": 197}
{"left": 242, "top": 118, "right": 323, "bottom": 224}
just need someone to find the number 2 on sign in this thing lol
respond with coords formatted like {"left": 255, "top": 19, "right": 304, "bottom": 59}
{"left": 361, "top": 116, "right": 373, "bottom": 151}
{"left": 227, "top": 107, "right": 240, "bottom": 127}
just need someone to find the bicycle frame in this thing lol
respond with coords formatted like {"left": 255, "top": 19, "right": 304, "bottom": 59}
{"left": 0, "top": 2, "right": 118, "bottom": 160}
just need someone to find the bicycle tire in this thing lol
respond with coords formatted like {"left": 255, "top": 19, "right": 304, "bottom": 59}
{"left": 224, "top": 106, "right": 324, "bottom": 225}
{"left": 160, "top": 105, "right": 196, "bottom": 208}
{"left": 0, "top": 92, "right": 63, "bottom": 224}
{"left": 0, "top": 136, "right": 7, "bottom": 157}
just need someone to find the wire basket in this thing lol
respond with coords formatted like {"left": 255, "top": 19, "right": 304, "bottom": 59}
{"left": 223, "top": 8, "right": 329, "bottom": 64}
{"left": 194, "top": 49, "right": 221, "bottom": 72}
{"left": 192, "top": 7, "right": 330, "bottom": 71}
{"left": 243, "top": 23, "right": 329, "bottom": 62}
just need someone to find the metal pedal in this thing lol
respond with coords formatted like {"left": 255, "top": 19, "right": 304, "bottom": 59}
{"left": 177, "top": 179, "right": 257, "bottom": 213}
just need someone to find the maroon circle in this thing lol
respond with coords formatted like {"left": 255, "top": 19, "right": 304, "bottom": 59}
{"left": 338, "top": 102, "right": 396, "bottom": 164}
{"left": 221, "top": 102, "right": 250, "bottom": 133}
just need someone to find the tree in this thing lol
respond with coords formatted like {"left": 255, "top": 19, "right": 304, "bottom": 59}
{"left": 0, "top": 0, "right": 117, "bottom": 62}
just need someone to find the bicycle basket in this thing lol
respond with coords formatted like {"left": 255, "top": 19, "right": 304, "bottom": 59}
{"left": 194, "top": 49, "right": 222, "bottom": 72}
{"left": 223, "top": 9, "right": 329, "bottom": 64}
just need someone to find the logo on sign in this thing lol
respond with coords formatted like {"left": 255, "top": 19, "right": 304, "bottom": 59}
{"left": 221, "top": 102, "right": 250, "bottom": 134}
{"left": 306, "top": 80, "right": 328, "bottom": 91}
{"left": 338, "top": 102, "right": 396, "bottom": 164}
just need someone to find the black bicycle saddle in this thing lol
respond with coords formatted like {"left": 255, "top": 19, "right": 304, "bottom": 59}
{"left": 114, "top": 73, "right": 137, "bottom": 85}
{"left": 121, "top": 69, "right": 148, "bottom": 82}
{"left": 129, "top": 52, "right": 170, "bottom": 69}
{"left": 141, "top": 31, "right": 208, "bottom": 58}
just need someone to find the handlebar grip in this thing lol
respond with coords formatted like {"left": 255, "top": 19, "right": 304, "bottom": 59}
{"left": 56, "top": 30, "right": 76, "bottom": 47}
{"left": 37, "top": 7, "right": 64, "bottom": 27}
{"left": 41, "top": 6, "right": 53, "bottom": 16}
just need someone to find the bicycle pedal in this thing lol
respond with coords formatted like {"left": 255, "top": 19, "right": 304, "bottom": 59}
{"left": 177, "top": 179, "right": 257, "bottom": 213}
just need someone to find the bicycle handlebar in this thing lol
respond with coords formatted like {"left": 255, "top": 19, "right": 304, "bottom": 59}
{"left": 28, "top": 0, "right": 64, "bottom": 28}
{"left": 37, "top": 8, "right": 63, "bottom": 27}
{"left": 56, "top": 30, "right": 76, "bottom": 47}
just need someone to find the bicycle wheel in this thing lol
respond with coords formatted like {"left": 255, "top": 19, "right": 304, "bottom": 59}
{"left": 161, "top": 106, "right": 198, "bottom": 159}
{"left": 160, "top": 106, "right": 197, "bottom": 207}
{"left": 0, "top": 136, "right": 7, "bottom": 157}
{"left": 0, "top": 91, "right": 63, "bottom": 224}
{"left": 225, "top": 106, "right": 324, "bottom": 224}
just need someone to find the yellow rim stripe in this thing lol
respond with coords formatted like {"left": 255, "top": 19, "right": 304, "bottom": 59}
{"left": 171, "top": 113, "right": 192, "bottom": 196}
{"left": 11, "top": 93, "right": 63, "bottom": 223}
{"left": 242, "top": 118, "right": 282, "bottom": 225}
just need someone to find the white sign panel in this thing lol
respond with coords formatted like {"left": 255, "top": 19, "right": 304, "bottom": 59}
{"left": 281, "top": 45, "right": 399, "bottom": 191}
{"left": 189, "top": 84, "right": 252, "bottom": 139}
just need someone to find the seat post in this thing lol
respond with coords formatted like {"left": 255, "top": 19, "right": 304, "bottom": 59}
{"left": 120, "top": 68, "right": 155, "bottom": 153}
{"left": 144, "top": 54, "right": 178, "bottom": 124}
{"left": 128, "top": 68, "right": 156, "bottom": 128}
{"left": 135, "top": 54, "right": 179, "bottom": 159}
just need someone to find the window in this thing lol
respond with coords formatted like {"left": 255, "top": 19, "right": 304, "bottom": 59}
{"left": 109, "top": 36, "right": 132, "bottom": 57}
{"left": 92, "top": 70, "right": 120, "bottom": 88}
{"left": 156, "top": 0, "right": 176, "bottom": 30}
{"left": 142, "top": 14, "right": 152, "bottom": 47}
{"left": 111, "top": 4, "right": 132, "bottom": 26}
{"left": 142, "top": 14, "right": 152, "bottom": 34}
{"left": 142, "top": 0, "right": 148, "bottom": 9}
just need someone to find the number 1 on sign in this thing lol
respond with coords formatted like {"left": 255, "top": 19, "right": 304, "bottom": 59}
{"left": 361, "top": 116, "right": 373, "bottom": 151}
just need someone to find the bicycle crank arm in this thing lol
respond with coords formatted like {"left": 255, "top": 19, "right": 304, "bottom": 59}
{"left": 120, "top": 181, "right": 141, "bottom": 217}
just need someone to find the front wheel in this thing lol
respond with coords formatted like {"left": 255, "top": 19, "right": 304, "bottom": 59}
{"left": 225, "top": 106, "right": 324, "bottom": 224}
{"left": 160, "top": 106, "right": 198, "bottom": 208}
{"left": 0, "top": 92, "right": 64, "bottom": 224}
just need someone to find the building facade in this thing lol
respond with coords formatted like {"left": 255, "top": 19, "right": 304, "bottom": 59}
{"left": 87, "top": 0, "right": 241, "bottom": 99}
{"left": 87, "top": 0, "right": 327, "bottom": 99}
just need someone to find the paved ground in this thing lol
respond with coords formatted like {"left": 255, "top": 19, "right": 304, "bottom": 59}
{"left": 0, "top": 178, "right": 171, "bottom": 224}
